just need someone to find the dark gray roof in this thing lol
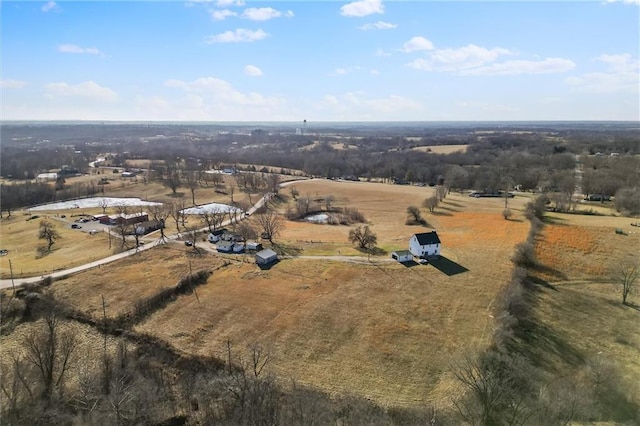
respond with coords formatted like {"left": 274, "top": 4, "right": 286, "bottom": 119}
{"left": 414, "top": 231, "right": 441, "bottom": 245}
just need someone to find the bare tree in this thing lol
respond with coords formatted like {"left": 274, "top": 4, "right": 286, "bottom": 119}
{"left": 184, "top": 171, "right": 199, "bottom": 206}
{"left": 423, "top": 196, "right": 439, "bottom": 213}
{"left": 255, "top": 209, "right": 284, "bottom": 243}
{"left": 169, "top": 201, "right": 187, "bottom": 236}
{"left": 613, "top": 263, "right": 639, "bottom": 305}
{"left": 348, "top": 225, "right": 377, "bottom": 250}
{"left": 148, "top": 204, "right": 169, "bottom": 244}
{"left": 200, "top": 207, "right": 226, "bottom": 233}
{"left": 23, "top": 310, "right": 78, "bottom": 401}
{"left": 99, "top": 198, "right": 110, "bottom": 214}
{"left": 324, "top": 194, "right": 335, "bottom": 210}
{"left": 290, "top": 186, "right": 299, "bottom": 200}
{"left": 237, "top": 222, "right": 258, "bottom": 248}
{"left": 38, "top": 219, "right": 61, "bottom": 252}
{"left": 266, "top": 173, "right": 281, "bottom": 194}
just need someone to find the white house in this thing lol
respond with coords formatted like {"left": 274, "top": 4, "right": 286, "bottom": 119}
{"left": 409, "top": 231, "right": 441, "bottom": 259}
{"left": 216, "top": 241, "right": 234, "bottom": 253}
{"left": 208, "top": 228, "right": 227, "bottom": 243}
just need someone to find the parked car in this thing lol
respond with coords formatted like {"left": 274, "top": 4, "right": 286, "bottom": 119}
{"left": 71, "top": 224, "right": 82, "bottom": 229}
{"left": 184, "top": 240, "right": 193, "bottom": 246}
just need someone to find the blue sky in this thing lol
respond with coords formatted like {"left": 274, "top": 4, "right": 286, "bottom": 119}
{"left": 1, "top": 0, "right": 638, "bottom": 121}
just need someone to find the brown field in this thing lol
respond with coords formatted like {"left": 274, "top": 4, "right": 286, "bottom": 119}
{"left": 410, "top": 144, "right": 469, "bottom": 154}
{"left": 131, "top": 181, "right": 530, "bottom": 408}
{"left": 533, "top": 216, "right": 640, "bottom": 403}
{"left": 49, "top": 245, "right": 228, "bottom": 319}
{"left": 0, "top": 214, "right": 114, "bottom": 279}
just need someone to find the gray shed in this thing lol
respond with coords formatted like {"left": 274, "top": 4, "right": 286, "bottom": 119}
{"left": 255, "top": 249, "right": 278, "bottom": 266}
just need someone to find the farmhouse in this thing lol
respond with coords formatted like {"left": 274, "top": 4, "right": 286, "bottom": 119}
{"left": 255, "top": 249, "right": 278, "bottom": 266}
{"left": 409, "top": 231, "right": 441, "bottom": 259}
{"left": 391, "top": 250, "right": 413, "bottom": 263}
{"left": 208, "top": 228, "right": 227, "bottom": 243}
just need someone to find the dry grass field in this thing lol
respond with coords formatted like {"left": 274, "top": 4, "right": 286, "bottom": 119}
{"left": 131, "top": 181, "right": 531, "bottom": 408}
{"left": 532, "top": 215, "right": 640, "bottom": 408}
{"left": 410, "top": 144, "right": 469, "bottom": 154}
{"left": 48, "top": 245, "right": 227, "bottom": 319}
{"left": 0, "top": 214, "right": 114, "bottom": 279}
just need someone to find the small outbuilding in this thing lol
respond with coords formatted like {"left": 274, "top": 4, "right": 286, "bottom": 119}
{"left": 246, "top": 242, "right": 262, "bottom": 251}
{"left": 232, "top": 243, "right": 245, "bottom": 253}
{"left": 391, "top": 250, "right": 413, "bottom": 263}
{"left": 409, "top": 231, "right": 441, "bottom": 259}
{"left": 216, "top": 241, "right": 234, "bottom": 253}
{"left": 255, "top": 249, "right": 278, "bottom": 266}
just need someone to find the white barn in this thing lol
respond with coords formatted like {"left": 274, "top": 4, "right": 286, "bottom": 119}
{"left": 409, "top": 231, "right": 441, "bottom": 259}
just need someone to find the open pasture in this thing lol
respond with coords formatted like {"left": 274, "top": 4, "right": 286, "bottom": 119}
{"left": 48, "top": 245, "right": 226, "bottom": 319}
{"left": 532, "top": 216, "right": 640, "bottom": 408}
{"left": 277, "top": 180, "right": 531, "bottom": 255}
{"left": 132, "top": 181, "right": 530, "bottom": 407}
{"left": 410, "top": 144, "right": 469, "bottom": 154}
{"left": 0, "top": 214, "right": 113, "bottom": 279}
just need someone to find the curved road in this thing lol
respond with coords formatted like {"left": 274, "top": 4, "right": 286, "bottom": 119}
{"left": 1, "top": 178, "right": 378, "bottom": 289}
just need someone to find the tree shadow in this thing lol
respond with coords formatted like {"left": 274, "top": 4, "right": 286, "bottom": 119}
{"left": 356, "top": 247, "right": 388, "bottom": 256}
{"left": 442, "top": 200, "right": 463, "bottom": 208}
{"left": 431, "top": 210, "right": 453, "bottom": 216}
{"left": 167, "top": 192, "right": 186, "bottom": 198}
{"left": 439, "top": 205, "right": 460, "bottom": 213}
{"left": 529, "top": 262, "right": 568, "bottom": 280}
{"left": 272, "top": 243, "right": 303, "bottom": 256}
{"left": 428, "top": 256, "right": 469, "bottom": 276}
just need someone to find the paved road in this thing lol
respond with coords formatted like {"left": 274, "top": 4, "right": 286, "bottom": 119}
{"left": 0, "top": 178, "right": 319, "bottom": 290}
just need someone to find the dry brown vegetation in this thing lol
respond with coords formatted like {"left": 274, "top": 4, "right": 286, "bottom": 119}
{"left": 128, "top": 182, "right": 531, "bottom": 408}
{"left": 0, "top": 214, "right": 113, "bottom": 279}
{"left": 528, "top": 215, "right": 640, "bottom": 414}
{"left": 410, "top": 144, "right": 469, "bottom": 154}
{"left": 48, "top": 245, "right": 227, "bottom": 319}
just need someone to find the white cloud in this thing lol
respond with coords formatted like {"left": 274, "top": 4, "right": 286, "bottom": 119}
{"left": 603, "top": 0, "right": 640, "bottom": 5}
{"left": 210, "top": 9, "right": 237, "bottom": 20}
{"left": 408, "top": 44, "right": 512, "bottom": 71}
{"left": 358, "top": 21, "right": 396, "bottom": 30}
{"left": 41, "top": 1, "right": 58, "bottom": 12}
{"left": 329, "top": 66, "right": 362, "bottom": 76}
{"left": 44, "top": 81, "right": 118, "bottom": 102}
{"left": 164, "top": 77, "right": 283, "bottom": 108}
{"left": 58, "top": 44, "right": 101, "bottom": 55}
{"left": 370, "top": 69, "right": 380, "bottom": 75}
{"left": 204, "top": 28, "right": 269, "bottom": 43}
{"left": 462, "top": 57, "right": 575, "bottom": 75}
{"left": 1, "top": 79, "right": 28, "bottom": 89}
{"left": 340, "top": 0, "right": 384, "bottom": 17}
{"left": 375, "top": 48, "right": 391, "bottom": 57}
{"left": 566, "top": 53, "right": 639, "bottom": 93}
{"left": 241, "top": 7, "right": 294, "bottom": 21}
{"left": 315, "top": 92, "right": 422, "bottom": 119}
{"left": 244, "top": 65, "right": 263, "bottom": 77}
{"left": 401, "top": 36, "right": 434, "bottom": 53}
{"left": 216, "top": 0, "right": 244, "bottom": 6}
